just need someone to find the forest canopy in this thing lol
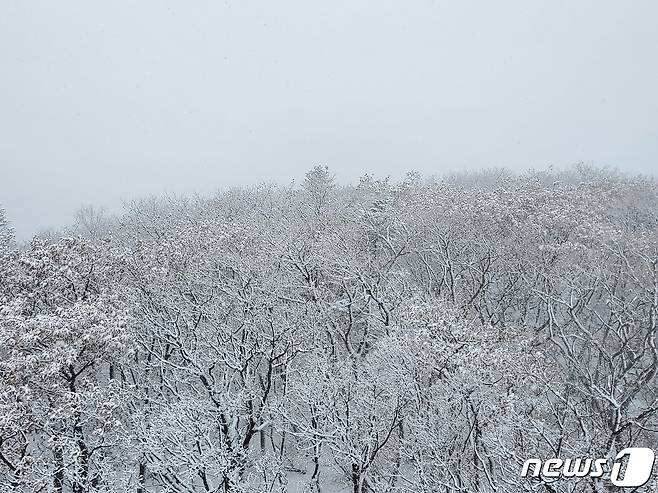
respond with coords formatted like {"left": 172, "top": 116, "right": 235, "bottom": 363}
{"left": 1, "top": 165, "right": 658, "bottom": 492}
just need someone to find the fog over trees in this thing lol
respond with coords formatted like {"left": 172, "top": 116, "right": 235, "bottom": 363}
{"left": 1, "top": 165, "right": 657, "bottom": 492}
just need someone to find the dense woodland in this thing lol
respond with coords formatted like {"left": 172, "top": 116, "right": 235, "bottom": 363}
{"left": 1, "top": 165, "right": 657, "bottom": 492}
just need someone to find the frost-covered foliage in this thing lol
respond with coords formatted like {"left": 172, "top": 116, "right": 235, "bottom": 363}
{"left": 1, "top": 165, "right": 658, "bottom": 492}
{"left": 0, "top": 237, "right": 133, "bottom": 492}
{"left": 0, "top": 209, "right": 14, "bottom": 255}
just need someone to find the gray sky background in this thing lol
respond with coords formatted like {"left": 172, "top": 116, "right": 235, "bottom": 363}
{"left": 1, "top": 1, "right": 657, "bottom": 241}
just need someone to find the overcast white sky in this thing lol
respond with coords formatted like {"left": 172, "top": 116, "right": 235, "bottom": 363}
{"left": 1, "top": 1, "right": 657, "bottom": 240}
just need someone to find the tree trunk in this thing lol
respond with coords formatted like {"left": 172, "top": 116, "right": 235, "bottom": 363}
{"left": 137, "top": 462, "right": 146, "bottom": 493}
{"left": 53, "top": 444, "right": 64, "bottom": 493}
{"left": 352, "top": 463, "right": 362, "bottom": 493}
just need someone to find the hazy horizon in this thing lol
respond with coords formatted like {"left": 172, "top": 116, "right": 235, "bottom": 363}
{"left": 2, "top": 1, "right": 657, "bottom": 241}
